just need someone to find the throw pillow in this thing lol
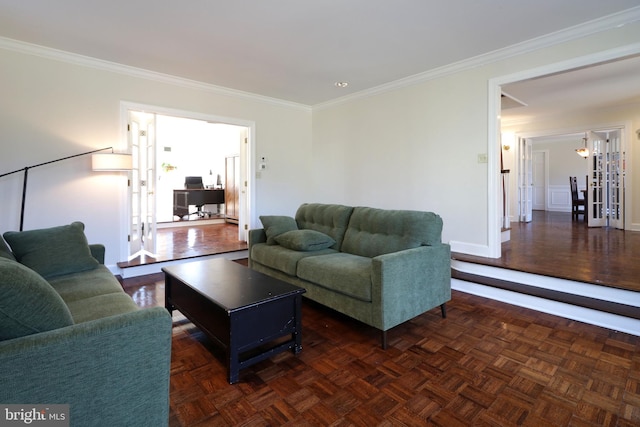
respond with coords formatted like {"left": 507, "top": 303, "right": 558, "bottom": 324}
{"left": 0, "top": 258, "right": 74, "bottom": 341}
{"left": 275, "top": 229, "right": 336, "bottom": 251}
{"left": 4, "top": 222, "right": 99, "bottom": 280}
{"left": 259, "top": 215, "right": 298, "bottom": 245}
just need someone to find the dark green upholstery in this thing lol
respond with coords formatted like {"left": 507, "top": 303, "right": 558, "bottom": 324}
{"left": 4, "top": 222, "right": 99, "bottom": 279}
{"left": 0, "top": 236, "right": 16, "bottom": 261}
{"left": 249, "top": 204, "right": 451, "bottom": 344}
{"left": 342, "top": 207, "right": 443, "bottom": 257}
{"left": 259, "top": 215, "right": 298, "bottom": 245}
{"left": 0, "top": 258, "right": 74, "bottom": 341}
{"left": 0, "top": 223, "right": 172, "bottom": 426}
{"left": 251, "top": 242, "right": 337, "bottom": 276}
{"left": 275, "top": 229, "right": 336, "bottom": 251}
{"left": 295, "top": 203, "right": 353, "bottom": 250}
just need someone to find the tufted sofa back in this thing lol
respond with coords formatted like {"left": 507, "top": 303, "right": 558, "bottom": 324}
{"left": 341, "top": 206, "right": 443, "bottom": 258}
{"left": 295, "top": 203, "right": 354, "bottom": 250}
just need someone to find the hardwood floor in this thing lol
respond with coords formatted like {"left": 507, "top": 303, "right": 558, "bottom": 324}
{"left": 453, "top": 210, "right": 640, "bottom": 293}
{"left": 117, "top": 222, "right": 247, "bottom": 268}
{"left": 119, "top": 216, "right": 640, "bottom": 425}
{"left": 123, "top": 273, "right": 640, "bottom": 426}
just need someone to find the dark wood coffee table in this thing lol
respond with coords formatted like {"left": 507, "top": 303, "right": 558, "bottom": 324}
{"left": 162, "top": 258, "right": 305, "bottom": 383}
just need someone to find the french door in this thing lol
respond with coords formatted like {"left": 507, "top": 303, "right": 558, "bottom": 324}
{"left": 587, "top": 129, "right": 624, "bottom": 229}
{"left": 128, "top": 110, "right": 157, "bottom": 259}
{"left": 517, "top": 137, "right": 533, "bottom": 222}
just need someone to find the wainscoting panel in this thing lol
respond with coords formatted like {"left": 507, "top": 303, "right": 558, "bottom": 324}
{"left": 548, "top": 184, "right": 572, "bottom": 212}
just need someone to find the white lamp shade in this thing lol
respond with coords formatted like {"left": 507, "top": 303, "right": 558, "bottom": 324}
{"left": 575, "top": 148, "right": 590, "bottom": 158}
{"left": 92, "top": 153, "right": 132, "bottom": 171}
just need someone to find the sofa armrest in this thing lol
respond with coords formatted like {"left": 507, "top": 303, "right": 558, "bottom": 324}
{"left": 249, "top": 228, "right": 267, "bottom": 246}
{"left": 0, "top": 307, "right": 172, "bottom": 426}
{"left": 371, "top": 244, "right": 451, "bottom": 330}
{"left": 248, "top": 229, "right": 267, "bottom": 268}
{"left": 89, "top": 243, "right": 105, "bottom": 264}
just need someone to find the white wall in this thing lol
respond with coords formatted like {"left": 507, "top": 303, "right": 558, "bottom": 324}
{"left": 312, "top": 21, "right": 640, "bottom": 255}
{"left": 155, "top": 117, "right": 242, "bottom": 222}
{"left": 0, "top": 44, "right": 312, "bottom": 268}
{"left": 532, "top": 138, "right": 590, "bottom": 213}
{"left": 1, "top": 18, "right": 639, "bottom": 270}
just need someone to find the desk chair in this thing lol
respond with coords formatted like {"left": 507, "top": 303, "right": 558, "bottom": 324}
{"left": 184, "top": 176, "right": 212, "bottom": 218}
{"left": 570, "top": 176, "right": 585, "bottom": 221}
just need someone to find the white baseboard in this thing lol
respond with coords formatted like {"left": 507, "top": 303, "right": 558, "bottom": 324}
{"left": 449, "top": 241, "right": 490, "bottom": 257}
{"left": 451, "top": 260, "right": 640, "bottom": 306}
{"left": 450, "top": 259, "right": 640, "bottom": 338}
{"left": 451, "top": 278, "right": 640, "bottom": 337}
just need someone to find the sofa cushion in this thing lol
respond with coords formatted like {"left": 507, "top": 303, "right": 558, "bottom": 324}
{"left": 342, "top": 207, "right": 443, "bottom": 258}
{"left": 275, "top": 229, "right": 336, "bottom": 251}
{"left": 0, "top": 237, "right": 16, "bottom": 261}
{"left": 251, "top": 242, "right": 337, "bottom": 276}
{"left": 3, "top": 222, "right": 99, "bottom": 280}
{"left": 65, "top": 293, "right": 139, "bottom": 324}
{"left": 295, "top": 203, "right": 354, "bottom": 250}
{"left": 260, "top": 215, "right": 298, "bottom": 245}
{"left": 0, "top": 258, "right": 74, "bottom": 341}
{"left": 297, "top": 253, "right": 373, "bottom": 302}
{"left": 48, "top": 265, "right": 125, "bottom": 303}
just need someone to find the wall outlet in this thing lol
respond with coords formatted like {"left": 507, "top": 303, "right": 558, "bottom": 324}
{"left": 477, "top": 153, "right": 488, "bottom": 163}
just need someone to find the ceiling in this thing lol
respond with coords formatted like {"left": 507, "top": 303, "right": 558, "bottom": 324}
{"left": 0, "top": 1, "right": 639, "bottom": 108}
{"left": 501, "top": 54, "right": 640, "bottom": 126}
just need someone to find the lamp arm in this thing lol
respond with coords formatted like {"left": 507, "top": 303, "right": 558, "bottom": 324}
{"left": 0, "top": 147, "right": 113, "bottom": 178}
{"left": 0, "top": 146, "right": 113, "bottom": 231}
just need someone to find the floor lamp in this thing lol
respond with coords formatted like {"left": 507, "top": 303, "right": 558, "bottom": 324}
{"left": 0, "top": 147, "right": 132, "bottom": 231}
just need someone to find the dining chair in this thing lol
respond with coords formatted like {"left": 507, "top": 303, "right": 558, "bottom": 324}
{"left": 569, "top": 176, "right": 585, "bottom": 221}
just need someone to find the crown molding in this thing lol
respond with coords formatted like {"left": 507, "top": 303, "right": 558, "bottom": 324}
{"left": 313, "top": 6, "right": 640, "bottom": 111}
{"left": 1, "top": 5, "right": 638, "bottom": 113}
{"left": 0, "top": 36, "right": 311, "bottom": 112}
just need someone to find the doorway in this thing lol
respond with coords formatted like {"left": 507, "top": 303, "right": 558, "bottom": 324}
{"left": 121, "top": 102, "right": 254, "bottom": 261}
{"left": 488, "top": 48, "right": 639, "bottom": 258}
{"left": 513, "top": 128, "right": 626, "bottom": 229}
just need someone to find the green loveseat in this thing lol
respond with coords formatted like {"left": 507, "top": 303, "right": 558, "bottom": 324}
{"left": 0, "top": 222, "right": 172, "bottom": 426}
{"left": 249, "top": 203, "right": 451, "bottom": 348}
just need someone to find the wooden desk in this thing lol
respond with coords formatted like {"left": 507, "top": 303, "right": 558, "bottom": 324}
{"left": 173, "top": 189, "right": 225, "bottom": 218}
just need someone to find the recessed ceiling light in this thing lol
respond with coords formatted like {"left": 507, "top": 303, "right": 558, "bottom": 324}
{"left": 335, "top": 82, "right": 349, "bottom": 88}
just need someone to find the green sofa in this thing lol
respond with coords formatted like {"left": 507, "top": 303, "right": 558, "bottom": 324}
{"left": 0, "top": 222, "right": 172, "bottom": 426}
{"left": 249, "top": 203, "right": 451, "bottom": 348}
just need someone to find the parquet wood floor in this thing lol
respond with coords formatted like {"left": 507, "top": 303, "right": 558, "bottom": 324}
{"left": 117, "top": 223, "right": 247, "bottom": 268}
{"left": 453, "top": 210, "right": 640, "bottom": 293}
{"left": 123, "top": 270, "right": 640, "bottom": 426}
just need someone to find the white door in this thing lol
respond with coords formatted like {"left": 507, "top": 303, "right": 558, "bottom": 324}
{"left": 128, "top": 111, "right": 157, "bottom": 259}
{"left": 588, "top": 129, "right": 624, "bottom": 229}
{"left": 587, "top": 131, "right": 607, "bottom": 228}
{"left": 532, "top": 150, "right": 547, "bottom": 210}
{"left": 607, "top": 129, "right": 624, "bottom": 229}
{"left": 238, "top": 130, "right": 249, "bottom": 241}
{"left": 518, "top": 137, "right": 533, "bottom": 222}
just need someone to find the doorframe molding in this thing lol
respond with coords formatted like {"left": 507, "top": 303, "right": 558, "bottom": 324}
{"left": 514, "top": 121, "right": 632, "bottom": 229}
{"left": 118, "top": 101, "right": 256, "bottom": 260}
{"left": 532, "top": 149, "right": 549, "bottom": 211}
{"left": 488, "top": 42, "right": 640, "bottom": 258}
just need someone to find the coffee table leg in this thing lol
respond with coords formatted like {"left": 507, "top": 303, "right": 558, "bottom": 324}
{"left": 228, "top": 351, "right": 239, "bottom": 384}
{"left": 228, "top": 318, "right": 239, "bottom": 384}
{"left": 293, "top": 295, "right": 303, "bottom": 354}
{"left": 164, "top": 275, "right": 174, "bottom": 314}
